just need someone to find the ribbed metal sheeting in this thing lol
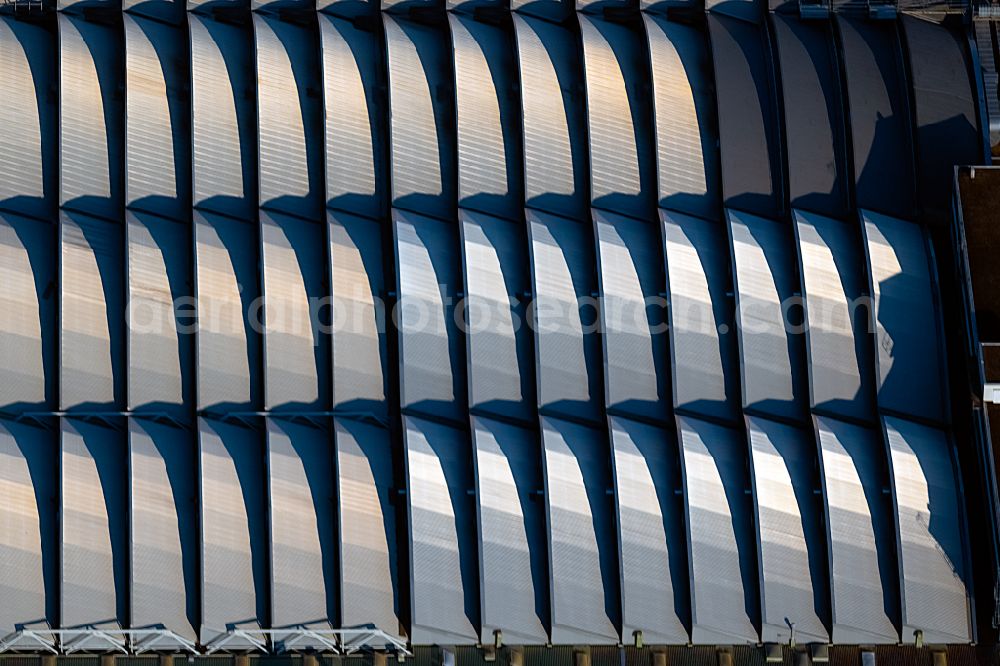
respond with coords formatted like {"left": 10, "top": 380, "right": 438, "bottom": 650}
{"left": 267, "top": 418, "right": 336, "bottom": 636}
{"left": 472, "top": 416, "right": 549, "bottom": 645}
{"left": 0, "top": 212, "right": 55, "bottom": 410}
{"left": 727, "top": 209, "right": 808, "bottom": 423}
{"left": 0, "top": 17, "right": 55, "bottom": 222}
{"left": 0, "top": 420, "right": 55, "bottom": 639}
{"left": 199, "top": 418, "right": 268, "bottom": 648}
{"left": 61, "top": 418, "right": 128, "bottom": 632}
{"left": 0, "top": 0, "right": 986, "bottom": 651}
{"left": 793, "top": 210, "right": 874, "bottom": 423}
{"left": 814, "top": 416, "right": 899, "bottom": 644}
{"left": 129, "top": 419, "right": 198, "bottom": 642}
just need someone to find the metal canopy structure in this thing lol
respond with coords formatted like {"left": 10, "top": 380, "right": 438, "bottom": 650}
{"left": 0, "top": 0, "right": 992, "bottom": 656}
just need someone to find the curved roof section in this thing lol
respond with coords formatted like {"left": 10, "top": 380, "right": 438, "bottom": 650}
{"left": 255, "top": 14, "right": 324, "bottom": 222}
{"left": 644, "top": 14, "right": 720, "bottom": 221}
{"left": 126, "top": 210, "right": 192, "bottom": 415}
{"left": 814, "top": 415, "right": 900, "bottom": 644}
{"left": 394, "top": 209, "right": 467, "bottom": 424}
{"left": 611, "top": 416, "right": 689, "bottom": 645}
{"left": 335, "top": 418, "right": 403, "bottom": 641}
{"left": 384, "top": 15, "right": 456, "bottom": 222}
{"left": 320, "top": 14, "right": 387, "bottom": 219}
{"left": 404, "top": 415, "right": 480, "bottom": 644}
{"left": 124, "top": 14, "right": 190, "bottom": 222}
{"left": 128, "top": 418, "right": 198, "bottom": 644}
{"left": 460, "top": 209, "right": 536, "bottom": 424}
{"left": 198, "top": 417, "right": 268, "bottom": 647}
{"left": 267, "top": 418, "right": 337, "bottom": 632}
{"left": 837, "top": 17, "right": 915, "bottom": 220}
{"left": 514, "top": 14, "right": 589, "bottom": 222}
{"left": 542, "top": 416, "right": 620, "bottom": 644}
{"left": 678, "top": 415, "right": 759, "bottom": 644}
{"left": 772, "top": 16, "right": 849, "bottom": 220}
{"left": 190, "top": 15, "right": 257, "bottom": 223}
{"left": 793, "top": 210, "right": 875, "bottom": 422}
{"left": 727, "top": 209, "right": 808, "bottom": 423}
{"left": 0, "top": 18, "right": 55, "bottom": 222}
{"left": 594, "top": 210, "right": 669, "bottom": 422}
{"left": 0, "top": 420, "right": 56, "bottom": 637}
{"left": 661, "top": 210, "right": 741, "bottom": 423}
{"left": 473, "top": 416, "right": 550, "bottom": 645}
{"left": 0, "top": 212, "right": 55, "bottom": 412}
{"left": 579, "top": 14, "right": 656, "bottom": 221}
{"left": 746, "top": 416, "right": 828, "bottom": 644}
{"left": 861, "top": 209, "right": 948, "bottom": 423}
{"left": 59, "top": 15, "right": 124, "bottom": 224}
{"left": 194, "top": 210, "right": 263, "bottom": 412}
{"left": 451, "top": 14, "right": 523, "bottom": 222}
{"left": 708, "top": 14, "right": 782, "bottom": 220}
{"left": 902, "top": 15, "right": 983, "bottom": 221}
{"left": 528, "top": 209, "right": 603, "bottom": 424}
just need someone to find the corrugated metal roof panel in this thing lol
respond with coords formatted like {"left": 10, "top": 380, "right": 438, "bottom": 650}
{"left": 643, "top": 15, "right": 719, "bottom": 221}
{"left": 0, "top": 419, "right": 55, "bottom": 635}
{"left": 460, "top": 209, "right": 535, "bottom": 425}
{"left": 125, "top": 15, "right": 189, "bottom": 223}
{"left": 394, "top": 209, "right": 466, "bottom": 424}
{"left": 0, "top": 212, "right": 55, "bottom": 412}
{"left": 793, "top": 209, "right": 874, "bottom": 422}
{"left": 320, "top": 14, "right": 386, "bottom": 220}
{"left": 902, "top": 16, "right": 982, "bottom": 221}
{"left": 261, "top": 210, "right": 329, "bottom": 412}
{"left": 0, "top": 17, "right": 55, "bottom": 222}
{"left": 611, "top": 416, "right": 688, "bottom": 645}
{"left": 60, "top": 210, "right": 124, "bottom": 411}
{"left": 528, "top": 209, "right": 602, "bottom": 424}
{"left": 451, "top": 14, "right": 522, "bottom": 223}
{"left": 836, "top": 17, "right": 915, "bottom": 221}
{"left": 661, "top": 209, "right": 739, "bottom": 423}
{"left": 255, "top": 14, "right": 324, "bottom": 223}
{"left": 707, "top": 15, "right": 781, "bottom": 220}
{"left": 199, "top": 417, "right": 267, "bottom": 646}
{"left": 267, "top": 418, "right": 336, "bottom": 630}
{"left": 861, "top": 209, "right": 947, "bottom": 424}
{"left": 746, "top": 416, "right": 828, "bottom": 644}
{"left": 194, "top": 210, "right": 261, "bottom": 412}
{"left": 882, "top": 416, "right": 971, "bottom": 644}
{"left": 129, "top": 418, "right": 198, "bottom": 642}
{"left": 814, "top": 415, "right": 899, "bottom": 644}
{"left": 329, "top": 211, "right": 388, "bottom": 421}
{"left": 677, "top": 415, "right": 759, "bottom": 645}
{"left": 579, "top": 15, "right": 655, "bottom": 221}
{"left": 594, "top": 210, "right": 668, "bottom": 422}
{"left": 404, "top": 415, "right": 480, "bottom": 645}
{"left": 59, "top": 15, "right": 123, "bottom": 224}
{"left": 190, "top": 15, "right": 257, "bottom": 223}
{"left": 727, "top": 209, "right": 807, "bottom": 422}
{"left": 127, "top": 210, "right": 191, "bottom": 415}
{"left": 335, "top": 418, "right": 402, "bottom": 639}
{"left": 515, "top": 14, "right": 588, "bottom": 222}
{"left": 772, "top": 17, "right": 849, "bottom": 220}
{"left": 61, "top": 418, "right": 126, "bottom": 630}
{"left": 473, "top": 416, "right": 550, "bottom": 645}
{"left": 384, "top": 15, "right": 456, "bottom": 222}
{"left": 541, "top": 416, "right": 620, "bottom": 645}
